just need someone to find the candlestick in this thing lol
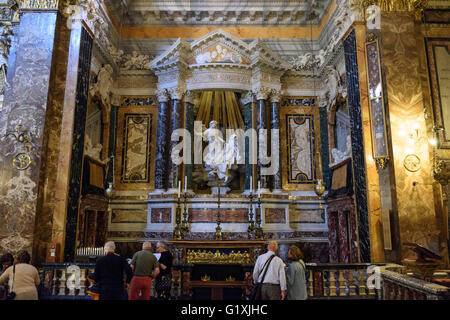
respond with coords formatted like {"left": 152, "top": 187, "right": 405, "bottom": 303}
{"left": 250, "top": 176, "right": 253, "bottom": 194}
{"left": 184, "top": 175, "right": 187, "bottom": 193}
{"left": 258, "top": 180, "right": 261, "bottom": 198}
{"left": 178, "top": 180, "right": 181, "bottom": 198}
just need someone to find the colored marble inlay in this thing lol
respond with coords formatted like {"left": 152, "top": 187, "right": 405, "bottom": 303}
{"left": 151, "top": 208, "right": 171, "bottom": 223}
{"left": 265, "top": 208, "right": 286, "bottom": 224}
{"left": 319, "top": 107, "right": 330, "bottom": 189}
{"left": 290, "top": 209, "right": 325, "bottom": 223}
{"left": 188, "top": 208, "right": 249, "bottom": 223}
{"left": 120, "top": 114, "right": 152, "bottom": 183}
{"left": 285, "top": 114, "right": 316, "bottom": 184}
{"left": 281, "top": 97, "right": 316, "bottom": 107}
{"left": 112, "top": 210, "right": 148, "bottom": 223}
{"left": 155, "top": 101, "right": 169, "bottom": 189}
{"left": 122, "top": 97, "right": 157, "bottom": 106}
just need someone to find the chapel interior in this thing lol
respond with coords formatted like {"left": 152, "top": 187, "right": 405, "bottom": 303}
{"left": 0, "top": 0, "right": 450, "bottom": 300}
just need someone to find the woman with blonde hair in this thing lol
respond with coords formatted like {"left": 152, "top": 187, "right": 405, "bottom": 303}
{"left": 286, "top": 245, "right": 307, "bottom": 300}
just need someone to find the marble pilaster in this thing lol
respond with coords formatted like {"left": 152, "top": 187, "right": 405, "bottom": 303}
{"left": 343, "top": 28, "right": 371, "bottom": 263}
{"left": 52, "top": 25, "right": 93, "bottom": 262}
{"left": 185, "top": 98, "right": 194, "bottom": 191}
{"left": 0, "top": 10, "right": 58, "bottom": 256}
{"left": 243, "top": 91, "right": 254, "bottom": 192}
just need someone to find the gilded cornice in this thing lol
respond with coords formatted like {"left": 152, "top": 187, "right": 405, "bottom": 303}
{"left": 17, "top": 0, "right": 59, "bottom": 9}
{"left": 348, "top": 0, "right": 429, "bottom": 20}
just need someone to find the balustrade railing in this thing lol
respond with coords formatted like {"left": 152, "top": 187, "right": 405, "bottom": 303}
{"left": 36, "top": 262, "right": 449, "bottom": 300}
{"left": 305, "top": 263, "right": 381, "bottom": 299}
{"left": 378, "top": 265, "right": 450, "bottom": 300}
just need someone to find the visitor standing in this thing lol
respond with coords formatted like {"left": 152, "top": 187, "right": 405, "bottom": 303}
{"left": 252, "top": 240, "right": 287, "bottom": 300}
{"left": 94, "top": 241, "right": 132, "bottom": 300}
{"left": 0, "top": 251, "right": 40, "bottom": 300}
{"left": 129, "top": 242, "right": 160, "bottom": 300}
{"left": 286, "top": 245, "right": 307, "bottom": 300}
{"left": 155, "top": 241, "right": 173, "bottom": 300}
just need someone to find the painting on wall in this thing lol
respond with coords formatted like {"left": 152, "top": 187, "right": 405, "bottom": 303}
{"left": 426, "top": 38, "right": 450, "bottom": 149}
{"left": 115, "top": 98, "right": 157, "bottom": 190}
{"left": 280, "top": 98, "right": 321, "bottom": 190}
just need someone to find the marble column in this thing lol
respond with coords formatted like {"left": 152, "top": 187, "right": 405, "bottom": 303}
{"left": 184, "top": 90, "right": 197, "bottom": 192}
{"left": 270, "top": 90, "right": 282, "bottom": 192}
{"left": 154, "top": 89, "right": 170, "bottom": 191}
{"left": 167, "top": 88, "right": 185, "bottom": 192}
{"left": 242, "top": 91, "right": 254, "bottom": 192}
{"left": 254, "top": 87, "right": 270, "bottom": 191}
{"left": 0, "top": 8, "right": 60, "bottom": 256}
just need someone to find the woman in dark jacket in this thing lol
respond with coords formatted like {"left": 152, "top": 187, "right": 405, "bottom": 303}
{"left": 155, "top": 241, "right": 173, "bottom": 300}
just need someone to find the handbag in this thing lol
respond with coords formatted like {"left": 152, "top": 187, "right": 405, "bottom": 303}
{"left": 6, "top": 265, "right": 16, "bottom": 300}
{"left": 249, "top": 255, "right": 275, "bottom": 300}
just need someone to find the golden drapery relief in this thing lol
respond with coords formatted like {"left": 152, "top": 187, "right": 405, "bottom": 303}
{"left": 115, "top": 98, "right": 157, "bottom": 191}
{"left": 18, "top": 0, "right": 59, "bottom": 9}
{"left": 280, "top": 99, "right": 321, "bottom": 191}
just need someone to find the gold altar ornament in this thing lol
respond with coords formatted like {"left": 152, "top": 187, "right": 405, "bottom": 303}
{"left": 403, "top": 154, "right": 421, "bottom": 172}
{"left": 226, "top": 275, "right": 235, "bottom": 282}
{"left": 12, "top": 153, "right": 31, "bottom": 170}
{"left": 186, "top": 249, "right": 251, "bottom": 264}
{"left": 314, "top": 179, "right": 325, "bottom": 209}
{"left": 201, "top": 274, "right": 211, "bottom": 282}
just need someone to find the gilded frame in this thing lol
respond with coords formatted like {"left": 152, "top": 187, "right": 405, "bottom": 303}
{"left": 114, "top": 96, "right": 158, "bottom": 190}
{"left": 425, "top": 37, "right": 450, "bottom": 149}
{"left": 365, "top": 37, "right": 390, "bottom": 168}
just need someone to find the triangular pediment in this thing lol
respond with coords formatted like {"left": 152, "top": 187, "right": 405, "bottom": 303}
{"left": 189, "top": 29, "right": 251, "bottom": 66}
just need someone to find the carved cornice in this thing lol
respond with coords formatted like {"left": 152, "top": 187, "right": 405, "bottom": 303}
{"left": 17, "top": 0, "right": 59, "bottom": 9}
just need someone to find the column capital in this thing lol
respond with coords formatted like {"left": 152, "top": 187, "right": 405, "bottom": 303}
{"left": 184, "top": 90, "right": 200, "bottom": 104}
{"left": 155, "top": 88, "right": 169, "bottom": 103}
{"left": 167, "top": 86, "right": 185, "bottom": 101}
{"left": 240, "top": 90, "right": 254, "bottom": 105}
{"left": 252, "top": 86, "right": 270, "bottom": 100}
{"left": 269, "top": 89, "right": 281, "bottom": 103}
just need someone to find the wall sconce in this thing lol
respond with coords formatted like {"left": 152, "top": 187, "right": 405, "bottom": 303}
{"left": 366, "top": 34, "right": 389, "bottom": 170}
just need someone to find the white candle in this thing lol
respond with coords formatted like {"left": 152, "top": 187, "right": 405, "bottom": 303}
{"left": 250, "top": 176, "right": 253, "bottom": 194}
{"left": 178, "top": 180, "right": 181, "bottom": 198}
{"left": 184, "top": 176, "right": 187, "bottom": 193}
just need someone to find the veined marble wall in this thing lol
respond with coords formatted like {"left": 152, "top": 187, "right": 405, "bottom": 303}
{"left": 0, "top": 11, "right": 59, "bottom": 256}
{"left": 381, "top": 13, "right": 440, "bottom": 258}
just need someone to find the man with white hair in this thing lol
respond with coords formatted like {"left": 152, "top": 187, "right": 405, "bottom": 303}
{"left": 94, "top": 241, "right": 132, "bottom": 300}
{"left": 129, "top": 242, "right": 160, "bottom": 300}
{"left": 252, "top": 240, "right": 287, "bottom": 300}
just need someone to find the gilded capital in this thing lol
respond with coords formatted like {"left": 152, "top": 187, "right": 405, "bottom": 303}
{"left": 184, "top": 90, "right": 199, "bottom": 104}
{"left": 240, "top": 91, "right": 254, "bottom": 105}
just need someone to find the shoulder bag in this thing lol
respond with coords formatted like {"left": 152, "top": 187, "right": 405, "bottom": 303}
{"left": 249, "top": 255, "right": 275, "bottom": 300}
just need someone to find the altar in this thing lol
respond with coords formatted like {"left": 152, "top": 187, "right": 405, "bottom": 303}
{"left": 169, "top": 240, "right": 266, "bottom": 300}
